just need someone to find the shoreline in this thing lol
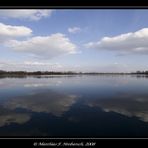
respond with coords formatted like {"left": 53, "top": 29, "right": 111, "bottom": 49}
{"left": 0, "top": 72, "right": 148, "bottom": 77}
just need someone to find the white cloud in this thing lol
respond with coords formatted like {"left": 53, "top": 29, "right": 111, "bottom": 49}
{"left": 24, "top": 61, "right": 52, "bottom": 66}
{"left": 0, "top": 23, "right": 32, "bottom": 43}
{"left": 85, "top": 28, "right": 148, "bottom": 55}
{"left": 24, "top": 61, "right": 63, "bottom": 68}
{"left": 68, "top": 27, "right": 81, "bottom": 34}
{"left": 6, "top": 33, "right": 77, "bottom": 59}
{"left": 0, "top": 60, "right": 64, "bottom": 71}
{"left": 0, "top": 9, "right": 53, "bottom": 21}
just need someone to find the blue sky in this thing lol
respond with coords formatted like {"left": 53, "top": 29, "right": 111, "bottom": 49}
{"left": 0, "top": 9, "right": 148, "bottom": 72}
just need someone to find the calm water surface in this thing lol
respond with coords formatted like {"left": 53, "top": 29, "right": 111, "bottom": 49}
{"left": 0, "top": 75, "right": 148, "bottom": 137}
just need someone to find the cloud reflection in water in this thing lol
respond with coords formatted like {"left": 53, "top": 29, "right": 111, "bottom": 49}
{"left": 85, "top": 93, "right": 148, "bottom": 123}
{"left": 0, "top": 106, "right": 30, "bottom": 127}
{"left": 4, "top": 90, "right": 77, "bottom": 117}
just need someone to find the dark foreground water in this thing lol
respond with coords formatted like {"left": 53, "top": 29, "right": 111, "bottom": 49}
{"left": 0, "top": 75, "right": 148, "bottom": 137}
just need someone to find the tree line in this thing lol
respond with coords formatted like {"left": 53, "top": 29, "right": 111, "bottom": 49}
{"left": 0, "top": 70, "right": 148, "bottom": 76}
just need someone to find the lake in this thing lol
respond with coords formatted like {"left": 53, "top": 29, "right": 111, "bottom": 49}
{"left": 0, "top": 75, "right": 148, "bottom": 137}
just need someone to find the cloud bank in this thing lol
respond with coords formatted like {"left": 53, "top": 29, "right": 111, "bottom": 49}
{"left": 85, "top": 28, "right": 148, "bottom": 55}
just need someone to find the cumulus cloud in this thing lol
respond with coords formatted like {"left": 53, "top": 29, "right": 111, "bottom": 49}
{"left": 0, "top": 9, "right": 53, "bottom": 21}
{"left": 6, "top": 33, "right": 77, "bottom": 59}
{"left": 68, "top": 27, "right": 81, "bottom": 34}
{"left": 85, "top": 28, "right": 148, "bottom": 55}
{"left": 0, "top": 23, "right": 32, "bottom": 43}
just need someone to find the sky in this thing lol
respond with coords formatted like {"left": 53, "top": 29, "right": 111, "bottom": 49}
{"left": 0, "top": 9, "right": 148, "bottom": 72}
